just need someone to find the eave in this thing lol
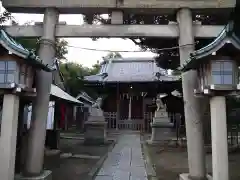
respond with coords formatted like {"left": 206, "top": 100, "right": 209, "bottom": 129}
{"left": 180, "top": 22, "right": 240, "bottom": 72}
{"left": 0, "top": 30, "right": 52, "bottom": 72}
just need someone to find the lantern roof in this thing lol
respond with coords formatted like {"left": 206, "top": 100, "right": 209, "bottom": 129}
{"left": 0, "top": 29, "right": 52, "bottom": 71}
{"left": 180, "top": 22, "right": 240, "bottom": 72}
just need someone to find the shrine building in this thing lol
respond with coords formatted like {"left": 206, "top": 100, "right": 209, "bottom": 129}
{"left": 84, "top": 57, "right": 183, "bottom": 132}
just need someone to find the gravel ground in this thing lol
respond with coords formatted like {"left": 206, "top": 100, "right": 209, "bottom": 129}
{"left": 43, "top": 132, "right": 115, "bottom": 180}
{"left": 142, "top": 133, "right": 240, "bottom": 180}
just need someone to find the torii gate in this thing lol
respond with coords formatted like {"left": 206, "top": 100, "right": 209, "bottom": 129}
{"left": 1, "top": 1, "right": 236, "bottom": 180}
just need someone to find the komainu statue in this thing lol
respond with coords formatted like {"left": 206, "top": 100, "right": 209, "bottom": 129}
{"left": 92, "top": 97, "right": 103, "bottom": 109}
{"left": 156, "top": 94, "right": 166, "bottom": 111}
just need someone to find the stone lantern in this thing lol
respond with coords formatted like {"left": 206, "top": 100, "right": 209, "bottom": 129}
{"left": 179, "top": 21, "right": 240, "bottom": 180}
{"left": 0, "top": 30, "right": 52, "bottom": 180}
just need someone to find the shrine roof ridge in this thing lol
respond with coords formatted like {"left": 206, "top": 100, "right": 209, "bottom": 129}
{"left": 179, "top": 21, "right": 240, "bottom": 72}
{"left": 0, "top": 29, "right": 53, "bottom": 71}
{"left": 100, "top": 57, "right": 157, "bottom": 65}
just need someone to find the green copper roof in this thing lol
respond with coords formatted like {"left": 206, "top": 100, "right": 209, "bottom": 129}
{"left": 179, "top": 21, "right": 240, "bottom": 72}
{"left": 0, "top": 29, "right": 52, "bottom": 71}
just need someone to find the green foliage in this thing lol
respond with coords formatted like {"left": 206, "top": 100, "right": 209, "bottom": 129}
{"left": 59, "top": 62, "right": 101, "bottom": 98}
{"left": 0, "top": 11, "right": 68, "bottom": 59}
{"left": 16, "top": 38, "right": 69, "bottom": 60}
{"left": 103, "top": 52, "right": 122, "bottom": 59}
{"left": 55, "top": 39, "right": 68, "bottom": 60}
{"left": 83, "top": 13, "right": 230, "bottom": 70}
{"left": 0, "top": 11, "right": 12, "bottom": 24}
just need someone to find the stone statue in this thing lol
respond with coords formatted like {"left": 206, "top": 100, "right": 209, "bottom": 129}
{"left": 147, "top": 94, "right": 173, "bottom": 145}
{"left": 92, "top": 97, "right": 103, "bottom": 109}
{"left": 90, "top": 97, "right": 104, "bottom": 117}
{"left": 156, "top": 94, "right": 165, "bottom": 111}
{"left": 84, "top": 96, "right": 107, "bottom": 145}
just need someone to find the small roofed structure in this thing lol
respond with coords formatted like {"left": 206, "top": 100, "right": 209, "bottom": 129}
{"left": 0, "top": 29, "right": 53, "bottom": 95}
{"left": 84, "top": 57, "right": 182, "bottom": 132}
{"left": 180, "top": 20, "right": 240, "bottom": 96}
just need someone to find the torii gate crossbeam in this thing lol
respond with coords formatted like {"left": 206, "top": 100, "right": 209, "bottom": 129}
{"left": 4, "top": 24, "right": 224, "bottom": 38}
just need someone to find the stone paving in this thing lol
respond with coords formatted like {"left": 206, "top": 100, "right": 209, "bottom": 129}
{"left": 95, "top": 133, "right": 147, "bottom": 180}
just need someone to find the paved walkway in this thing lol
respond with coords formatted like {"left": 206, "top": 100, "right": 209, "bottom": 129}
{"left": 95, "top": 133, "right": 147, "bottom": 180}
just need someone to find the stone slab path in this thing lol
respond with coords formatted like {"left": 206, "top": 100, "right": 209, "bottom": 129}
{"left": 95, "top": 133, "right": 147, "bottom": 180}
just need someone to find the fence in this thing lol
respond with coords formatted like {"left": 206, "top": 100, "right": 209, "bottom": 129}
{"left": 104, "top": 111, "right": 153, "bottom": 132}
{"left": 172, "top": 110, "right": 240, "bottom": 147}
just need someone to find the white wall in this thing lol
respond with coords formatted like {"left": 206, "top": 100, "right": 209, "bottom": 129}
{"left": 27, "top": 101, "right": 55, "bottom": 130}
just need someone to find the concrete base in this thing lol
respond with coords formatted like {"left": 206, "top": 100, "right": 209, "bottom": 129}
{"left": 84, "top": 120, "right": 107, "bottom": 145}
{"left": 179, "top": 173, "right": 212, "bottom": 180}
{"left": 15, "top": 170, "right": 52, "bottom": 180}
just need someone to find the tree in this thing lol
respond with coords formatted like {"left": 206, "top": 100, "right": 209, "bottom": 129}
{"left": 83, "top": 13, "right": 230, "bottom": 70}
{"left": 16, "top": 38, "right": 69, "bottom": 60}
{"left": 0, "top": 11, "right": 12, "bottom": 24}
{"left": 89, "top": 63, "right": 101, "bottom": 75}
{"left": 1, "top": 11, "right": 69, "bottom": 60}
{"left": 103, "top": 52, "right": 122, "bottom": 60}
{"left": 59, "top": 62, "right": 101, "bottom": 97}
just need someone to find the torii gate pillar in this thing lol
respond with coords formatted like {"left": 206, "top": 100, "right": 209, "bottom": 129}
{"left": 177, "top": 8, "right": 208, "bottom": 180}
{"left": 15, "top": 8, "right": 59, "bottom": 180}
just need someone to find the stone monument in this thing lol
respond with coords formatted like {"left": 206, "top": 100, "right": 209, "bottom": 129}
{"left": 84, "top": 97, "right": 107, "bottom": 145}
{"left": 148, "top": 94, "right": 174, "bottom": 145}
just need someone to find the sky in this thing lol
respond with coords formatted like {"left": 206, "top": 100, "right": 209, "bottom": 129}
{"left": 1, "top": 3, "right": 157, "bottom": 67}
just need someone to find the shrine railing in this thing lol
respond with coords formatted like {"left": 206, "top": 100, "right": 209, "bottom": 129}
{"left": 103, "top": 112, "right": 153, "bottom": 132}
{"left": 104, "top": 112, "right": 117, "bottom": 129}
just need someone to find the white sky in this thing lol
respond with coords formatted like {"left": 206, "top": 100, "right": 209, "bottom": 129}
{"left": 1, "top": 4, "right": 157, "bottom": 67}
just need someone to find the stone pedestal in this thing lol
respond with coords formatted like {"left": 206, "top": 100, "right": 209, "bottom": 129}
{"left": 179, "top": 173, "right": 212, "bottom": 180}
{"left": 148, "top": 109, "right": 173, "bottom": 145}
{"left": 84, "top": 108, "right": 107, "bottom": 145}
{"left": 15, "top": 170, "right": 52, "bottom": 180}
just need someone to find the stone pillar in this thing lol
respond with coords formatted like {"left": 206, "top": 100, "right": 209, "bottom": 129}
{"left": 177, "top": 8, "right": 206, "bottom": 180}
{"left": 20, "top": 8, "right": 58, "bottom": 179}
{"left": 210, "top": 96, "right": 228, "bottom": 180}
{"left": 128, "top": 96, "right": 132, "bottom": 120}
{"left": 0, "top": 94, "right": 19, "bottom": 180}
